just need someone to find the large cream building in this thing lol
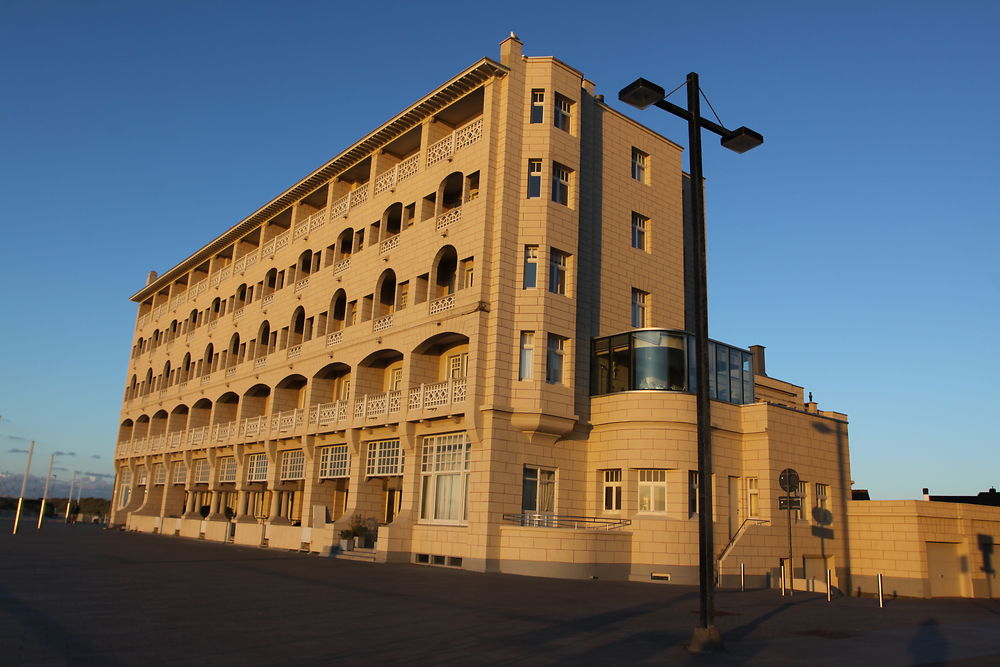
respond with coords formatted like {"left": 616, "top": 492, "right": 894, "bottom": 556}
{"left": 111, "top": 36, "right": 997, "bottom": 598}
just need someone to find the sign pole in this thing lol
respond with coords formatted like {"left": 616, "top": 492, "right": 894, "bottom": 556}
{"left": 786, "top": 493, "right": 793, "bottom": 597}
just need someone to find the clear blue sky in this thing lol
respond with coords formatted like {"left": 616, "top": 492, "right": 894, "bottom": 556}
{"left": 1, "top": 1, "right": 997, "bottom": 499}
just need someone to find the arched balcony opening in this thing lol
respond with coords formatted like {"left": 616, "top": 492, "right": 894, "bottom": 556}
{"left": 127, "top": 374, "right": 138, "bottom": 400}
{"left": 210, "top": 297, "right": 222, "bottom": 322}
{"left": 134, "top": 414, "right": 150, "bottom": 439}
{"left": 375, "top": 269, "right": 397, "bottom": 318}
{"left": 356, "top": 349, "right": 404, "bottom": 396}
{"left": 236, "top": 283, "right": 249, "bottom": 309}
{"left": 310, "top": 363, "right": 351, "bottom": 405}
{"left": 190, "top": 398, "right": 212, "bottom": 429}
{"left": 240, "top": 384, "right": 271, "bottom": 421}
{"left": 168, "top": 404, "right": 189, "bottom": 433}
{"left": 273, "top": 374, "right": 308, "bottom": 413}
{"left": 143, "top": 368, "right": 153, "bottom": 395}
{"left": 411, "top": 333, "right": 470, "bottom": 385}
{"left": 150, "top": 410, "right": 168, "bottom": 437}
{"left": 328, "top": 290, "right": 347, "bottom": 333}
{"left": 168, "top": 320, "right": 179, "bottom": 343}
{"left": 180, "top": 352, "right": 192, "bottom": 383}
{"left": 264, "top": 268, "right": 278, "bottom": 297}
{"left": 297, "top": 250, "right": 313, "bottom": 277}
{"left": 202, "top": 343, "right": 215, "bottom": 376}
{"left": 226, "top": 333, "right": 241, "bottom": 368}
{"left": 187, "top": 308, "right": 199, "bottom": 333}
{"left": 432, "top": 245, "right": 458, "bottom": 298}
{"left": 336, "top": 228, "right": 354, "bottom": 260}
{"left": 118, "top": 419, "right": 134, "bottom": 443}
{"left": 382, "top": 202, "right": 403, "bottom": 242}
{"left": 151, "top": 329, "right": 161, "bottom": 351}
{"left": 438, "top": 172, "right": 464, "bottom": 212}
{"left": 213, "top": 392, "right": 239, "bottom": 424}
{"left": 288, "top": 307, "right": 306, "bottom": 347}
{"left": 161, "top": 361, "right": 172, "bottom": 389}
{"left": 256, "top": 320, "right": 272, "bottom": 358}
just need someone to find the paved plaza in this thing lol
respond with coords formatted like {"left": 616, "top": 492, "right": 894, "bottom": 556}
{"left": 2, "top": 521, "right": 999, "bottom": 665}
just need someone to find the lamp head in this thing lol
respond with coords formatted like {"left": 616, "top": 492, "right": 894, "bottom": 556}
{"left": 618, "top": 78, "right": 666, "bottom": 110}
{"left": 720, "top": 126, "right": 763, "bottom": 153}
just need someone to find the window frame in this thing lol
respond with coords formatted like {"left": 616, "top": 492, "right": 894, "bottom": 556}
{"left": 523, "top": 245, "right": 538, "bottom": 289}
{"left": 319, "top": 444, "right": 351, "bottom": 479}
{"left": 551, "top": 162, "right": 570, "bottom": 205}
{"left": 279, "top": 449, "right": 306, "bottom": 481}
{"left": 530, "top": 89, "right": 545, "bottom": 124}
{"left": 631, "top": 147, "right": 648, "bottom": 183}
{"left": 637, "top": 469, "right": 667, "bottom": 514}
{"left": 527, "top": 159, "right": 542, "bottom": 198}
{"left": 419, "top": 432, "right": 472, "bottom": 525}
{"left": 545, "top": 334, "right": 566, "bottom": 384}
{"left": 631, "top": 212, "right": 648, "bottom": 251}
{"left": 553, "top": 93, "right": 572, "bottom": 132}
{"left": 246, "top": 453, "right": 269, "bottom": 482}
{"left": 522, "top": 465, "right": 556, "bottom": 514}
{"left": 519, "top": 331, "right": 535, "bottom": 381}
{"left": 548, "top": 249, "right": 568, "bottom": 295}
{"left": 602, "top": 469, "right": 622, "bottom": 512}
{"left": 631, "top": 288, "right": 648, "bottom": 328}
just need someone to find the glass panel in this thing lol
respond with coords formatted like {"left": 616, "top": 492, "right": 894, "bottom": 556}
{"left": 591, "top": 338, "right": 610, "bottom": 394}
{"left": 521, "top": 469, "right": 537, "bottom": 512}
{"left": 610, "top": 336, "right": 630, "bottom": 393}
{"left": 730, "top": 348, "right": 743, "bottom": 404}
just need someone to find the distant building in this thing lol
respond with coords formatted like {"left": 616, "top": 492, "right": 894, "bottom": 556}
{"left": 111, "top": 36, "right": 998, "bottom": 598}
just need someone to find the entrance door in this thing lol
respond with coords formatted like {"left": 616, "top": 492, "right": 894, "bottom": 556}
{"left": 927, "top": 542, "right": 964, "bottom": 597}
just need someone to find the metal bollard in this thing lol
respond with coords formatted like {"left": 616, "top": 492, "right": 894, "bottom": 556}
{"left": 780, "top": 564, "right": 786, "bottom": 596}
{"left": 826, "top": 568, "right": 832, "bottom": 602}
{"left": 877, "top": 573, "right": 884, "bottom": 608}
{"left": 741, "top": 563, "right": 745, "bottom": 592}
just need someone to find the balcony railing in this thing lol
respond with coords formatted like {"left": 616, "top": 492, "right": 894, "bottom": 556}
{"left": 254, "top": 357, "right": 268, "bottom": 369}
{"left": 407, "top": 378, "right": 466, "bottom": 410}
{"left": 379, "top": 235, "right": 400, "bottom": 254}
{"left": 270, "top": 408, "right": 304, "bottom": 433}
{"left": 428, "top": 294, "right": 455, "bottom": 315}
{"left": 287, "top": 344, "right": 302, "bottom": 359}
{"left": 310, "top": 400, "right": 350, "bottom": 427}
{"left": 435, "top": 207, "right": 461, "bottom": 231}
{"left": 334, "top": 258, "right": 351, "bottom": 275}
{"left": 502, "top": 513, "right": 632, "bottom": 531}
{"left": 326, "top": 331, "right": 343, "bottom": 346}
{"left": 372, "top": 314, "right": 394, "bottom": 332}
{"left": 294, "top": 277, "right": 309, "bottom": 292}
{"left": 354, "top": 390, "right": 402, "bottom": 419}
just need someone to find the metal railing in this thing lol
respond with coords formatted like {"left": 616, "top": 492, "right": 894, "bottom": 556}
{"left": 502, "top": 513, "right": 632, "bottom": 530}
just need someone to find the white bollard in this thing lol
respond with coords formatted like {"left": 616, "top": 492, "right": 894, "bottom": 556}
{"left": 741, "top": 563, "right": 745, "bottom": 592}
{"left": 877, "top": 573, "right": 884, "bottom": 608}
{"left": 827, "top": 568, "right": 832, "bottom": 602}
{"left": 780, "top": 564, "right": 786, "bottom": 596}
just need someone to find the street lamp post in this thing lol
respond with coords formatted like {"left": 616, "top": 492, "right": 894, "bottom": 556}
{"left": 619, "top": 74, "right": 762, "bottom": 652}
{"left": 65, "top": 470, "right": 78, "bottom": 522}
{"left": 37, "top": 453, "right": 56, "bottom": 529}
{"left": 12, "top": 440, "right": 36, "bottom": 535}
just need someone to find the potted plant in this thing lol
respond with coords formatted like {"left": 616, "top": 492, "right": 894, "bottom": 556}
{"left": 339, "top": 529, "right": 354, "bottom": 552}
{"left": 350, "top": 513, "right": 370, "bottom": 549}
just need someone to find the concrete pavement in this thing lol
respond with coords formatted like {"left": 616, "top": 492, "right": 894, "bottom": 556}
{"left": 2, "top": 521, "right": 999, "bottom": 665}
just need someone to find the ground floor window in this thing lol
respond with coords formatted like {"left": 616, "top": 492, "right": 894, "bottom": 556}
{"left": 746, "top": 476, "right": 760, "bottom": 517}
{"left": 279, "top": 450, "right": 305, "bottom": 481}
{"left": 117, "top": 470, "right": 132, "bottom": 508}
{"left": 637, "top": 469, "right": 667, "bottom": 513}
{"left": 193, "top": 459, "right": 210, "bottom": 484}
{"left": 319, "top": 445, "right": 350, "bottom": 479}
{"left": 218, "top": 457, "right": 237, "bottom": 483}
{"left": 172, "top": 462, "right": 187, "bottom": 485}
{"left": 522, "top": 466, "right": 555, "bottom": 513}
{"left": 688, "top": 470, "right": 700, "bottom": 517}
{"left": 603, "top": 469, "right": 622, "bottom": 512}
{"left": 420, "top": 432, "right": 471, "bottom": 524}
{"left": 246, "top": 453, "right": 269, "bottom": 482}
{"left": 366, "top": 439, "right": 404, "bottom": 476}
{"left": 815, "top": 483, "right": 829, "bottom": 512}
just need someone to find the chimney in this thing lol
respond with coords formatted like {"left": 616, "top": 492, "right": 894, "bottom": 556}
{"left": 146, "top": 270, "right": 158, "bottom": 286}
{"left": 922, "top": 487, "right": 930, "bottom": 500}
{"left": 499, "top": 32, "right": 523, "bottom": 67}
{"left": 749, "top": 345, "right": 766, "bottom": 377}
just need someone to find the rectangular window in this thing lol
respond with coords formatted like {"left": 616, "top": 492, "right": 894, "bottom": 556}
{"left": 519, "top": 331, "right": 534, "bottom": 380}
{"left": 388, "top": 367, "right": 403, "bottom": 391}
{"left": 117, "top": 469, "right": 132, "bottom": 508}
{"left": 523, "top": 245, "right": 538, "bottom": 288}
{"left": 396, "top": 282, "right": 409, "bottom": 310}
{"left": 420, "top": 432, "right": 472, "bottom": 524}
{"left": 136, "top": 466, "right": 148, "bottom": 486}
{"left": 631, "top": 212, "right": 648, "bottom": 250}
{"left": 631, "top": 148, "right": 648, "bottom": 183}
{"left": 279, "top": 450, "right": 305, "bottom": 481}
{"left": 246, "top": 453, "right": 269, "bottom": 482}
{"left": 638, "top": 469, "right": 667, "bottom": 513}
{"left": 815, "top": 483, "right": 829, "bottom": 512}
{"left": 631, "top": 289, "right": 648, "bottom": 328}
{"left": 152, "top": 464, "right": 166, "bottom": 486}
{"left": 548, "top": 249, "right": 568, "bottom": 294}
{"left": 746, "top": 476, "right": 760, "bottom": 517}
{"left": 366, "top": 439, "right": 404, "bottom": 477}
{"left": 554, "top": 94, "right": 572, "bottom": 131}
{"left": 551, "top": 163, "right": 570, "bottom": 205}
{"left": 546, "top": 334, "right": 566, "bottom": 384}
{"left": 172, "top": 462, "right": 187, "bottom": 485}
{"left": 460, "top": 258, "right": 474, "bottom": 288}
{"left": 319, "top": 444, "right": 351, "bottom": 479}
{"left": 603, "top": 469, "right": 622, "bottom": 512}
{"left": 447, "top": 352, "right": 468, "bottom": 379}
{"left": 530, "top": 89, "right": 544, "bottom": 123}
{"left": 527, "top": 159, "right": 542, "bottom": 198}
{"left": 522, "top": 466, "right": 555, "bottom": 513}
{"left": 193, "top": 459, "right": 209, "bottom": 484}
{"left": 688, "top": 470, "right": 700, "bottom": 516}
{"left": 218, "top": 457, "right": 237, "bottom": 483}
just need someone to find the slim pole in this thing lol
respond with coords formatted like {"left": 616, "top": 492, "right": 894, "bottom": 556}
{"left": 37, "top": 454, "right": 55, "bottom": 529}
{"left": 786, "top": 494, "right": 794, "bottom": 596}
{"left": 827, "top": 568, "right": 832, "bottom": 602}
{"left": 740, "top": 563, "right": 745, "bottom": 592}
{"left": 877, "top": 573, "right": 884, "bottom": 608}
{"left": 12, "top": 441, "right": 36, "bottom": 535}
{"left": 65, "top": 471, "right": 77, "bottom": 522}
{"left": 780, "top": 563, "right": 785, "bottom": 596}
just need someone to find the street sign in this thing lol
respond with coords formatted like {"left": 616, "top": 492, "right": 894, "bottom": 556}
{"left": 778, "top": 496, "right": 802, "bottom": 511}
{"left": 779, "top": 468, "right": 799, "bottom": 493}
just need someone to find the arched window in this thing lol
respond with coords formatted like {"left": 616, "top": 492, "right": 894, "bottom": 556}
{"left": 336, "top": 228, "right": 354, "bottom": 260}
{"left": 382, "top": 203, "right": 403, "bottom": 240}
{"left": 375, "top": 269, "right": 397, "bottom": 317}
{"left": 328, "top": 290, "right": 347, "bottom": 332}
{"left": 439, "top": 172, "right": 464, "bottom": 211}
{"left": 257, "top": 321, "right": 271, "bottom": 357}
{"left": 202, "top": 343, "right": 215, "bottom": 375}
{"left": 227, "top": 333, "right": 241, "bottom": 368}
{"left": 289, "top": 307, "right": 306, "bottom": 346}
{"left": 432, "top": 245, "right": 458, "bottom": 298}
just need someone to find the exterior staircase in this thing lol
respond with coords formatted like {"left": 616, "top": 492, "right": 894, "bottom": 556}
{"left": 335, "top": 547, "right": 377, "bottom": 562}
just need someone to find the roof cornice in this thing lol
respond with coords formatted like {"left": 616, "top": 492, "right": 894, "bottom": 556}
{"left": 132, "top": 57, "right": 508, "bottom": 302}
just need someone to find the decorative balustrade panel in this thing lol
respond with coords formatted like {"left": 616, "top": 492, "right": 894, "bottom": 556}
{"left": 245, "top": 253, "right": 258, "bottom": 269}
{"left": 426, "top": 134, "right": 454, "bottom": 167}
{"left": 262, "top": 294, "right": 274, "bottom": 306}
{"left": 331, "top": 195, "right": 349, "bottom": 217}
{"left": 234, "top": 307, "right": 245, "bottom": 320}
{"left": 326, "top": 331, "right": 343, "bottom": 346}
{"left": 234, "top": 256, "right": 247, "bottom": 273}
{"left": 262, "top": 239, "right": 276, "bottom": 255}
{"left": 374, "top": 168, "right": 396, "bottom": 196}
{"left": 349, "top": 187, "right": 368, "bottom": 208}
{"left": 436, "top": 207, "right": 461, "bottom": 231}
{"left": 379, "top": 235, "right": 400, "bottom": 254}
{"left": 274, "top": 231, "right": 290, "bottom": 251}
{"left": 201, "top": 374, "right": 211, "bottom": 385}
{"left": 334, "top": 258, "right": 351, "bottom": 274}
{"left": 397, "top": 154, "right": 419, "bottom": 182}
{"left": 454, "top": 118, "right": 483, "bottom": 151}
{"left": 309, "top": 209, "right": 327, "bottom": 231}
{"left": 255, "top": 357, "right": 267, "bottom": 369}
{"left": 294, "top": 278, "right": 309, "bottom": 292}
{"left": 294, "top": 223, "right": 310, "bottom": 240}
{"left": 287, "top": 344, "right": 302, "bottom": 359}
{"left": 429, "top": 294, "right": 455, "bottom": 315}
{"left": 372, "top": 314, "right": 394, "bottom": 332}
{"left": 225, "top": 366, "right": 237, "bottom": 377}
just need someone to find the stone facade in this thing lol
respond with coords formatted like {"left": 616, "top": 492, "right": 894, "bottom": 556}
{"left": 110, "top": 36, "right": 996, "bottom": 598}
